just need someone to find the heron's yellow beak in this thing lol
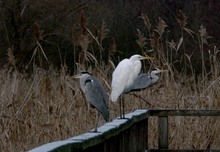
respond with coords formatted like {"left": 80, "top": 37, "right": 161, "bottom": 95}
{"left": 159, "top": 70, "right": 168, "bottom": 73}
{"left": 140, "top": 55, "right": 153, "bottom": 60}
{"left": 72, "top": 74, "right": 80, "bottom": 79}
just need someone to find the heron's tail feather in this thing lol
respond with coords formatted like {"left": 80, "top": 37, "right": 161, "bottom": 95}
{"left": 101, "top": 108, "right": 109, "bottom": 122}
{"left": 95, "top": 102, "right": 109, "bottom": 122}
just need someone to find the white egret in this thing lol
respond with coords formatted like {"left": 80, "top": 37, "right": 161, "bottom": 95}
{"left": 110, "top": 54, "right": 152, "bottom": 118}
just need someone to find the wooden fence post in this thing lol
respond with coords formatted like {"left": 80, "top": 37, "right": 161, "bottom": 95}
{"left": 158, "top": 116, "right": 168, "bottom": 149}
{"left": 145, "top": 117, "right": 148, "bottom": 150}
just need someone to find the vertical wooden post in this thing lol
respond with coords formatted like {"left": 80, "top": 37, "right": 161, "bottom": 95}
{"left": 145, "top": 117, "right": 148, "bottom": 150}
{"left": 158, "top": 116, "right": 168, "bottom": 149}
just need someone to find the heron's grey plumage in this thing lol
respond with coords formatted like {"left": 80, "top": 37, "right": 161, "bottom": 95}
{"left": 128, "top": 73, "right": 152, "bottom": 92}
{"left": 78, "top": 72, "right": 109, "bottom": 122}
{"left": 126, "top": 68, "right": 162, "bottom": 93}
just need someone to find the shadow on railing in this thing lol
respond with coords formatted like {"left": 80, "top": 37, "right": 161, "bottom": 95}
{"left": 29, "top": 109, "right": 220, "bottom": 152}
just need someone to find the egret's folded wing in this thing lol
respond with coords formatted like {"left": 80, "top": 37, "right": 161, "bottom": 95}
{"left": 111, "top": 59, "right": 133, "bottom": 101}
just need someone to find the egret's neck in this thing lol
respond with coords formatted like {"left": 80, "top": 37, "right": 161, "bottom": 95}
{"left": 133, "top": 60, "right": 141, "bottom": 77}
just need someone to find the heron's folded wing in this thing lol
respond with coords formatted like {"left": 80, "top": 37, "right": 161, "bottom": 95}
{"left": 129, "top": 73, "right": 152, "bottom": 92}
{"left": 84, "top": 77, "right": 109, "bottom": 122}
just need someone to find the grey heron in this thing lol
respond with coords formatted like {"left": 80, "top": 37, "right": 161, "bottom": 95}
{"left": 74, "top": 71, "right": 109, "bottom": 132}
{"left": 110, "top": 54, "right": 152, "bottom": 118}
{"left": 128, "top": 68, "right": 166, "bottom": 92}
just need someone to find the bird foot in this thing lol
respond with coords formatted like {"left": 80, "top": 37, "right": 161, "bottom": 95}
{"left": 118, "top": 116, "right": 129, "bottom": 120}
{"left": 89, "top": 129, "right": 100, "bottom": 133}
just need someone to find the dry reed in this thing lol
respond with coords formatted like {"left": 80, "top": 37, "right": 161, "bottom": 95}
{"left": 0, "top": 62, "right": 219, "bottom": 151}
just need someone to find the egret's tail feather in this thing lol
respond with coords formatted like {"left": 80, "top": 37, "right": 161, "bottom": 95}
{"left": 110, "top": 92, "right": 119, "bottom": 102}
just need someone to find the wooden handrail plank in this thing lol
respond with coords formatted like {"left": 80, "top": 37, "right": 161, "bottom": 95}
{"left": 29, "top": 140, "right": 81, "bottom": 152}
{"left": 148, "top": 149, "right": 220, "bottom": 152}
{"left": 29, "top": 109, "right": 220, "bottom": 152}
{"left": 150, "top": 110, "right": 220, "bottom": 116}
{"left": 28, "top": 109, "right": 149, "bottom": 152}
{"left": 131, "top": 109, "right": 151, "bottom": 122}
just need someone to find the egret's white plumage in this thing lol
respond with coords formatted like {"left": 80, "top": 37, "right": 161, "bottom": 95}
{"left": 110, "top": 54, "right": 152, "bottom": 118}
{"left": 111, "top": 54, "right": 149, "bottom": 102}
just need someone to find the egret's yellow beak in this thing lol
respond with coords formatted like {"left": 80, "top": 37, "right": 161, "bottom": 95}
{"left": 140, "top": 55, "right": 153, "bottom": 60}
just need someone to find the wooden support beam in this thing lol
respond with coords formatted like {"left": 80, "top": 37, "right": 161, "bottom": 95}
{"left": 158, "top": 116, "right": 168, "bottom": 149}
{"left": 149, "top": 150, "right": 220, "bottom": 152}
{"left": 150, "top": 110, "right": 220, "bottom": 116}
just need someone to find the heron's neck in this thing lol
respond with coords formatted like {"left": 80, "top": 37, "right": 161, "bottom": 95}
{"left": 150, "top": 73, "right": 159, "bottom": 84}
{"left": 80, "top": 76, "right": 89, "bottom": 93}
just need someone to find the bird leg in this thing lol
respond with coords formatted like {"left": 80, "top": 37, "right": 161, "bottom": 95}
{"left": 119, "top": 96, "right": 127, "bottom": 119}
{"left": 90, "top": 110, "right": 100, "bottom": 133}
{"left": 119, "top": 98, "right": 122, "bottom": 118}
{"left": 122, "top": 98, "right": 125, "bottom": 118}
{"left": 132, "top": 93, "right": 153, "bottom": 107}
{"left": 95, "top": 111, "right": 101, "bottom": 132}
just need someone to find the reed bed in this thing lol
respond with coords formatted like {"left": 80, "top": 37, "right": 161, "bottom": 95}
{"left": 0, "top": 62, "right": 219, "bottom": 151}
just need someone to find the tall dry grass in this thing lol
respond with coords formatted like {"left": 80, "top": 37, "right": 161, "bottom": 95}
{"left": 0, "top": 13, "right": 220, "bottom": 152}
{"left": 0, "top": 55, "right": 219, "bottom": 151}
{"left": 137, "top": 12, "right": 220, "bottom": 149}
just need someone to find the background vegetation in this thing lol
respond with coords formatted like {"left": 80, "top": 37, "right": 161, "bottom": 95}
{"left": 0, "top": 0, "right": 220, "bottom": 151}
{"left": 0, "top": 0, "right": 219, "bottom": 73}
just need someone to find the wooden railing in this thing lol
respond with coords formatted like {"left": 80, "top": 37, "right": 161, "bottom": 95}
{"left": 29, "top": 109, "right": 220, "bottom": 152}
{"left": 149, "top": 110, "right": 220, "bottom": 152}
